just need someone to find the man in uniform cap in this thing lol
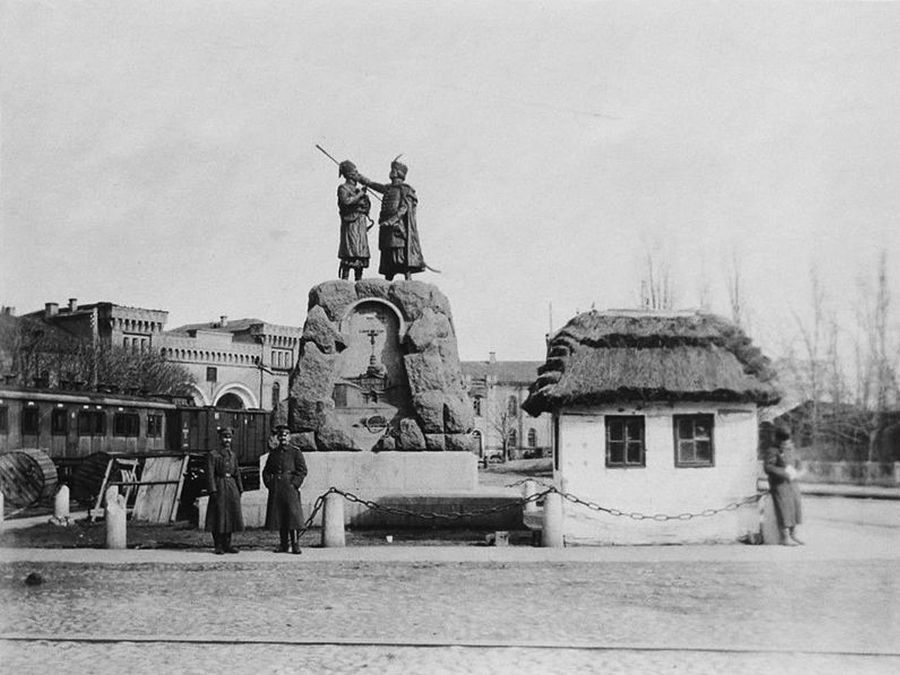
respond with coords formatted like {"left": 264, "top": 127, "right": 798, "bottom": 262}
{"left": 357, "top": 157, "right": 426, "bottom": 281}
{"left": 205, "top": 426, "right": 244, "bottom": 554}
{"left": 262, "top": 424, "right": 308, "bottom": 554}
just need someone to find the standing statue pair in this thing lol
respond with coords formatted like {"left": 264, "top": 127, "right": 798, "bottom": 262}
{"left": 335, "top": 156, "right": 426, "bottom": 282}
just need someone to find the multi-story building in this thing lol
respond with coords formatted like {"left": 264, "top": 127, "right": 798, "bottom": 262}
{"left": 160, "top": 317, "right": 302, "bottom": 410}
{"left": 461, "top": 353, "right": 551, "bottom": 461}
{"left": 14, "top": 299, "right": 302, "bottom": 411}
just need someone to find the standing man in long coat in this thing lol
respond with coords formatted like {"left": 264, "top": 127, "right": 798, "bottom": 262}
{"left": 205, "top": 427, "right": 244, "bottom": 555}
{"left": 764, "top": 426, "right": 804, "bottom": 546}
{"left": 263, "top": 424, "right": 308, "bottom": 554}
{"left": 357, "top": 157, "right": 426, "bottom": 280}
{"left": 336, "top": 160, "right": 371, "bottom": 281}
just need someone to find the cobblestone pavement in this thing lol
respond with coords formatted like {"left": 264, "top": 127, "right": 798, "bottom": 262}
{"left": 1, "top": 496, "right": 897, "bottom": 674}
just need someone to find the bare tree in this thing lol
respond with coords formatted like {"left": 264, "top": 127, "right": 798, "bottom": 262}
{"left": 638, "top": 243, "right": 676, "bottom": 311}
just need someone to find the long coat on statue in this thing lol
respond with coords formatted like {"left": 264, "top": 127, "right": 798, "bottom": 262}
{"left": 764, "top": 442, "right": 802, "bottom": 528}
{"left": 204, "top": 448, "right": 244, "bottom": 533}
{"left": 262, "top": 444, "right": 308, "bottom": 530}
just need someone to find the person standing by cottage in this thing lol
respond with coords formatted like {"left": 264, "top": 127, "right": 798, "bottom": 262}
{"left": 263, "top": 424, "right": 308, "bottom": 554}
{"left": 764, "top": 426, "right": 804, "bottom": 546}
{"left": 336, "top": 160, "right": 372, "bottom": 281}
{"left": 205, "top": 427, "right": 244, "bottom": 555}
{"left": 356, "top": 157, "right": 426, "bottom": 281}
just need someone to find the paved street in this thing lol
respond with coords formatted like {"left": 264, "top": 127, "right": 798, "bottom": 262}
{"left": 1, "top": 495, "right": 898, "bottom": 674}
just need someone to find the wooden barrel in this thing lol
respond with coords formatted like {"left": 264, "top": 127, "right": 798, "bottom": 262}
{"left": 0, "top": 448, "right": 59, "bottom": 508}
{"left": 70, "top": 452, "right": 112, "bottom": 506}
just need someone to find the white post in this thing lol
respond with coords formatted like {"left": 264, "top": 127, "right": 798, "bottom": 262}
{"left": 105, "top": 487, "right": 127, "bottom": 550}
{"left": 321, "top": 492, "right": 345, "bottom": 548}
{"left": 523, "top": 480, "right": 538, "bottom": 513}
{"left": 541, "top": 491, "right": 564, "bottom": 548}
{"left": 54, "top": 485, "right": 70, "bottom": 520}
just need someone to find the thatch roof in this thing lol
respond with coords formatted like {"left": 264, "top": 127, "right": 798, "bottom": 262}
{"left": 461, "top": 360, "right": 542, "bottom": 385}
{"left": 522, "top": 310, "right": 781, "bottom": 415}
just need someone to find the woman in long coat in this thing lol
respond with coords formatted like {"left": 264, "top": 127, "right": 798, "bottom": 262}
{"left": 205, "top": 427, "right": 244, "bottom": 554}
{"left": 263, "top": 424, "right": 308, "bottom": 554}
{"left": 764, "top": 426, "right": 804, "bottom": 546}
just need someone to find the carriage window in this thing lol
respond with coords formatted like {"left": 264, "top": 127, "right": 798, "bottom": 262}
{"left": 78, "top": 410, "right": 106, "bottom": 436}
{"left": 113, "top": 412, "right": 140, "bottom": 437}
{"left": 674, "top": 414, "right": 715, "bottom": 467}
{"left": 51, "top": 408, "right": 69, "bottom": 435}
{"left": 0, "top": 406, "right": 8, "bottom": 433}
{"left": 22, "top": 407, "right": 40, "bottom": 435}
{"left": 606, "top": 416, "right": 645, "bottom": 467}
{"left": 147, "top": 414, "right": 163, "bottom": 438}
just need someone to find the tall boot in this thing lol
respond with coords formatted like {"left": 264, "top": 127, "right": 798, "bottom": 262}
{"left": 224, "top": 532, "right": 239, "bottom": 554}
{"left": 213, "top": 532, "right": 224, "bottom": 555}
{"left": 275, "top": 529, "right": 289, "bottom": 553}
{"left": 290, "top": 529, "right": 302, "bottom": 555}
{"left": 789, "top": 527, "right": 804, "bottom": 545}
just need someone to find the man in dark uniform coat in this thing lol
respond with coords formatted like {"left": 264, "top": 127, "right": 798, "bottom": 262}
{"left": 263, "top": 424, "right": 308, "bottom": 554}
{"left": 205, "top": 427, "right": 244, "bottom": 554}
{"left": 357, "top": 157, "right": 426, "bottom": 280}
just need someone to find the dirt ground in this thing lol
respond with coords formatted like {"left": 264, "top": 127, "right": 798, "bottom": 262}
{"left": 0, "top": 461, "right": 550, "bottom": 550}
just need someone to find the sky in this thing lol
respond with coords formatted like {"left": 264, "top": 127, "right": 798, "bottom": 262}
{"left": 2, "top": 1, "right": 899, "bottom": 362}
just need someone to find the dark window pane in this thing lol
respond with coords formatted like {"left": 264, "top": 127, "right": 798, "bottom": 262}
{"left": 695, "top": 421, "right": 711, "bottom": 439}
{"left": 626, "top": 441, "right": 643, "bottom": 464}
{"left": 22, "top": 408, "right": 39, "bottom": 435}
{"left": 147, "top": 414, "right": 162, "bottom": 438}
{"left": 114, "top": 413, "right": 140, "bottom": 437}
{"left": 608, "top": 421, "right": 624, "bottom": 442}
{"left": 0, "top": 407, "right": 7, "bottom": 433}
{"left": 609, "top": 442, "right": 625, "bottom": 464}
{"left": 627, "top": 419, "right": 643, "bottom": 441}
{"left": 677, "top": 418, "right": 693, "bottom": 439}
{"left": 696, "top": 441, "right": 711, "bottom": 462}
{"left": 679, "top": 440, "right": 695, "bottom": 462}
{"left": 51, "top": 409, "right": 68, "bottom": 435}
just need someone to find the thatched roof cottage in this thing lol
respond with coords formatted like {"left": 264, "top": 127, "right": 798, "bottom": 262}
{"left": 523, "top": 310, "right": 780, "bottom": 545}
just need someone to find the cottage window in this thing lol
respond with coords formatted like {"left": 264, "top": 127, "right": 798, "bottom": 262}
{"left": 22, "top": 407, "right": 40, "bottom": 435}
{"left": 147, "top": 414, "right": 163, "bottom": 438}
{"left": 51, "top": 408, "right": 69, "bottom": 435}
{"left": 605, "top": 416, "right": 645, "bottom": 467}
{"left": 78, "top": 410, "right": 106, "bottom": 436}
{"left": 113, "top": 412, "right": 140, "bottom": 437}
{"left": 0, "top": 406, "right": 8, "bottom": 434}
{"left": 674, "top": 414, "right": 714, "bottom": 467}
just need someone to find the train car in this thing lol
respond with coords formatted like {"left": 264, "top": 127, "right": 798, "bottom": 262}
{"left": 0, "top": 385, "right": 177, "bottom": 462}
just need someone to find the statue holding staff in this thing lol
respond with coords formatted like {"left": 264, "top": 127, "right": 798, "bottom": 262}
{"left": 336, "top": 160, "right": 372, "bottom": 281}
{"left": 356, "top": 156, "right": 426, "bottom": 281}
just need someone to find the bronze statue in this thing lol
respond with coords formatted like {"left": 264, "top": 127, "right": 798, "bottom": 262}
{"left": 336, "top": 160, "right": 372, "bottom": 281}
{"left": 357, "top": 157, "right": 426, "bottom": 281}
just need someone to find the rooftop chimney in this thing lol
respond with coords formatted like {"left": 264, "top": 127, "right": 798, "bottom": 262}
{"left": 219, "top": 315, "right": 228, "bottom": 327}
{"left": 68, "top": 298, "right": 78, "bottom": 312}
{"left": 1, "top": 306, "right": 14, "bottom": 316}
{"left": 45, "top": 302, "right": 59, "bottom": 318}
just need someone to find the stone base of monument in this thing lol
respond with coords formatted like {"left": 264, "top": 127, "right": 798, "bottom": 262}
{"left": 197, "top": 451, "right": 522, "bottom": 531}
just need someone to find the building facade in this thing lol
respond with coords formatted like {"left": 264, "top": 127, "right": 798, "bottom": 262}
{"left": 462, "top": 353, "right": 551, "bottom": 461}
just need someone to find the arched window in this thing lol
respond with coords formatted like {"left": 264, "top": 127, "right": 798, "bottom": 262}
{"left": 507, "top": 395, "right": 518, "bottom": 417}
{"left": 217, "top": 393, "right": 244, "bottom": 410}
{"left": 272, "top": 382, "right": 281, "bottom": 411}
{"left": 528, "top": 428, "right": 537, "bottom": 447}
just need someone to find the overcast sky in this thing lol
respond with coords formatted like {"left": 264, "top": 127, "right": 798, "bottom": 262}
{"left": 2, "top": 1, "right": 899, "bottom": 361}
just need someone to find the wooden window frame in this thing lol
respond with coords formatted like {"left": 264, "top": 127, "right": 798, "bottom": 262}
{"left": 22, "top": 407, "right": 40, "bottom": 436}
{"left": 605, "top": 415, "right": 646, "bottom": 468}
{"left": 51, "top": 408, "right": 69, "bottom": 436}
{"left": 147, "top": 413, "right": 163, "bottom": 438}
{"left": 113, "top": 412, "right": 141, "bottom": 437}
{"left": 673, "top": 414, "right": 715, "bottom": 468}
{"left": 77, "top": 410, "right": 106, "bottom": 437}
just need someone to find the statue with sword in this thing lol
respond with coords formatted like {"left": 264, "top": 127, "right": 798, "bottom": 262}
{"left": 317, "top": 145, "right": 438, "bottom": 281}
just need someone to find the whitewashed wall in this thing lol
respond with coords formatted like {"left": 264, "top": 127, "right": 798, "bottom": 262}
{"left": 556, "top": 402, "right": 760, "bottom": 544}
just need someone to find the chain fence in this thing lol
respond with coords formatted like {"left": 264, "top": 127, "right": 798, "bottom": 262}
{"left": 297, "top": 483, "right": 768, "bottom": 536}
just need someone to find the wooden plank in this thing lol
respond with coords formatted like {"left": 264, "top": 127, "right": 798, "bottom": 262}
{"left": 169, "top": 455, "right": 189, "bottom": 523}
{"left": 132, "top": 457, "right": 165, "bottom": 521}
{"left": 89, "top": 458, "right": 115, "bottom": 521}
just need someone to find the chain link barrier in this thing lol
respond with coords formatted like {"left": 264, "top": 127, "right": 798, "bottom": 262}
{"left": 296, "top": 484, "right": 768, "bottom": 536}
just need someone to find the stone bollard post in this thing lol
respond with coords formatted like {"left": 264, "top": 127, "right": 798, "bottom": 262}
{"left": 105, "top": 487, "right": 127, "bottom": 550}
{"left": 541, "top": 491, "right": 564, "bottom": 548}
{"left": 523, "top": 480, "right": 538, "bottom": 513}
{"left": 54, "top": 485, "right": 70, "bottom": 520}
{"left": 321, "top": 492, "right": 346, "bottom": 548}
